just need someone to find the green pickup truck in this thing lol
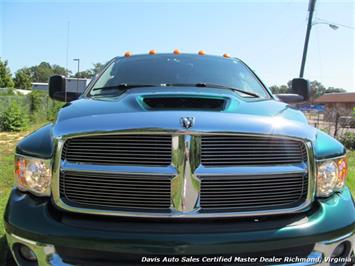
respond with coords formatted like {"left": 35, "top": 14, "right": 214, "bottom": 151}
{"left": 4, "top": 52, "right": 354, "bottom": 265}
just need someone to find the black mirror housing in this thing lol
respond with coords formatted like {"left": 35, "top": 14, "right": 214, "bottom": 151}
{"left": 276, "top": 78, "right": 311, "bottom": 104}
{"left": 291, "top": 78, "right": 310, "bottom": 101}
{"left": 49, "top": 75, "right": 80, "bottom": 102}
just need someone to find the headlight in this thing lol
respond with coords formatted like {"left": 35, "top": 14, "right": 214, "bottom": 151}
{"left": 317, "top": 156, "right": 348, "bottom": 197}
{"left": 15, "top": 155, "right": 52, "bottom": 196}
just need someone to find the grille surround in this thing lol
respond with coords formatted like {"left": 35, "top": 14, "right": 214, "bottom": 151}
{"left": 53, "top": 133, "right": 314, "bottom": 218}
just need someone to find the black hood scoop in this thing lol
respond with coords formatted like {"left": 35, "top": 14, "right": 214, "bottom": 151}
{"left": 141, "top": 95, "right": 228, "bottom": 111}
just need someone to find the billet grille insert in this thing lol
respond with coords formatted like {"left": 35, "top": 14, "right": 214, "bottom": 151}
{"left": 200, "top": 173, "right": 308, "bottom": 211}
{"left": 61, "top": 134, "right": 172, "bottom": 166}
{"left": 60, "top": 171, "right": 172, "bottom": 210}
{"left": 201, "top": 135, "right": 307, "bottom": 166}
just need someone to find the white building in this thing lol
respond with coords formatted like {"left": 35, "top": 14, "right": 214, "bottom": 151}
{"left": 32, "top": 78, "right": 90, "bottom": 94}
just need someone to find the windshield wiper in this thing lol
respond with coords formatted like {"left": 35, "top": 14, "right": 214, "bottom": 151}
{"left": 164, "top": 83, "right": 260, "bottom": 98}
{"left": 92, "top": 83, "right": 158, "bottom": 91}
{"left": 92, "top": 82, "right": 260, "bottom": 98}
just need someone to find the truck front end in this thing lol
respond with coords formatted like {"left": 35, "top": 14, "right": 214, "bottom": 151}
{"left": 4, "top": 53, "right": 354, "bottom": 265}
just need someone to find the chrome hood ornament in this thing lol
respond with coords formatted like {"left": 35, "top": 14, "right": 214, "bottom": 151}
{"left": 180, "top": 117, "right": 195, "bottom": 129}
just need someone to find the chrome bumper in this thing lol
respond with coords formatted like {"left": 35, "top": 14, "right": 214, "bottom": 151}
{"left": 6, "top": 231, "right": 354, "bottom": 266}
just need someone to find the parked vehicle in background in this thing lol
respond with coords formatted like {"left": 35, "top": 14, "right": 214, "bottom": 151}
{"left": 4, "top": 52, "right": 354, "bottom": 265}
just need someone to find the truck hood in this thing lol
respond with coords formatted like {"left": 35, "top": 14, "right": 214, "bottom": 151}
{"left": 53, "top": 87, "right": 315, "bottom": 141}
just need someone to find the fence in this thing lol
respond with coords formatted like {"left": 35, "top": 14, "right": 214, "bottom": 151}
{"left": 304, "top": 110, "right": 355, "bottom": 137}
{"left": 0, "top": 94, "right": 61, "bottom": 131}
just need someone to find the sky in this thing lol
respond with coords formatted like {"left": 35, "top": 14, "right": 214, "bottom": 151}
{"left": 0, "top": 0, "right": 354, "bottom": 91}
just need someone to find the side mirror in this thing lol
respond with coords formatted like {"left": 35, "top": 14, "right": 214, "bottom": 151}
{"left": 276, "top": 78, "right": 310, "bottom": 104}
{"left": 48, "top": 75, "right": 80, "bottom": 102}
{"left": 291, "top": 78, "right": 310, "bottom": 101}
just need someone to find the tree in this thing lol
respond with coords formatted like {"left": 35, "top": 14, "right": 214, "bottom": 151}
{"left": 325, "top": 87, "right": 346, "bottom": 94}
{"left": 269, "top": 85, "right": 289, "bottom": 94}
{"left": 14, "top": 68, "right": 32, "bottom": 89}
{"left": 92, "top": 62, "right": 105, "bottom": 75}
{"left": 1, "top": 101, "right": 29, "bottom": 131}
{"left": 74, "top": 70, "right": 93, "bottom": 79}
{"left": 71, "top": 62, "right": 106, "bottom": 79}
{"left": 29, "top": 62, "right": 71, "bottom": 82}
{"left": 309, "top": 80, "right": 326, "bottom": 99}
{"left": 52, "top": 64, "right": 70, "bottom": 77}
{"left": 0, "top": 58, "right": 14, "bottom": 88}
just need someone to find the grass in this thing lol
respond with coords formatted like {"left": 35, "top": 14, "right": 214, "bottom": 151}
{"left": 0, "top": 123, "right": 46, "bottom": 265}
{"left": 0, "top": 127, "right": 354, "bottom": 264}
{"left": 347, "top": 151, "right": 355, "bottom": 193}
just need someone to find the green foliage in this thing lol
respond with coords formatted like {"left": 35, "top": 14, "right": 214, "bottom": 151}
{"left": 0, "top": 101, "right": 29, "bottom": 131}
{"left": 339, "top": 132, "right": 355, "bottom": 150}
{"left": 72, "top": 62, "right": 106, "bottom": 79}
{"left": 272, "top": 80, "right": 347, "bottom": 99}
{"left": 92, "top": 62, "right": 106, "bottom": 75}
{"left": 29, "top": 62, "right": 71, "bottom": 82}
{"left": 74, "top": 70, "right": 94, "bottom": 79}
{"left": 30, "top": 90, "right": 45, "bottom": 113}
{"left": 269, "top": 85, "right": 289, "bottom": 94}
{"left": 0, "top": 88, "right": 16, "bottom": 96}
{"left": 0, "top": 58, "right": 14, "bottom": 88}
{"left": 48, "top": 100, "right": 64, "bottom": 122}
{"left": 14, "top": 67, "right": 32, "bottom": 89}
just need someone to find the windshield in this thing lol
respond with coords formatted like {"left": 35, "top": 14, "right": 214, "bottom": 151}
{"left": 89, "top": 54, "right": 269, "bottom": 98}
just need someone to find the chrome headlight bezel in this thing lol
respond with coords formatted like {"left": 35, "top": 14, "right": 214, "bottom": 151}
{"left": 316, "top": 156, "right": 348, "bottom": 197}
{"left": 15, "top": 154, "right": 52, "bottom": 197}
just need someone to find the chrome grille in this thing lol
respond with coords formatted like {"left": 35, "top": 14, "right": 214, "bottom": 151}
{"left": 55, "top": 133, "right": 312, "bottom": 218}
{"left": 62, "top": 135, "right": 172, "bottom": 166}
{"left": 60, "top": 171, "right": 172, "bottom": 210}
{"left": 201, "top": 135, "right": 307, "bottom": 166}
{"left": 200, "top": 173, "right": 308, "bottom": 211}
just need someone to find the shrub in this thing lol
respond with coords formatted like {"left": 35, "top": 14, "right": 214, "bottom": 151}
{"left": 30, "top": 90, "right": 45, "bottom": 113}
{"left": 0, "top": 88, "right": 16, "bottom": 96}
{"left": 0, "top": 101, "right": 29, "bottom": 131}
{"left": 29, "top": 90, "right": 48, "bottom": 122}
{"left": 339, "top": 132, "right": 355, "bottom": 150}
{"left": 47, "top": 100, "right": 64, "bottom": 122}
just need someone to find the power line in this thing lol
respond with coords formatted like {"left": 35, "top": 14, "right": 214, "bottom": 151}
{"left": 314, "top": 17, "right": 355, "bottom": 30}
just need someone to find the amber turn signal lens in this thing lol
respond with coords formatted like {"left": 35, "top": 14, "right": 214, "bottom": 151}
{"left": 336, "top": 157, "right": 348, "bottom": 189}
{"left": 149, "top": 50, "right": 157, "bottom": 55}
{"left": 198, "top": 50, "right": 206, "bottom": 55}
{"left": 173, "top": 49, "right": 181, "bottom": 54}
{"left": 124, "top": 51, "right": 132, "bottom": 57}
{"left": 223, "top": 53, "right": 231, "bottom": 58}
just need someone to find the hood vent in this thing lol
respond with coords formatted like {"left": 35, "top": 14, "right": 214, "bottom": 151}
{"left": 142, "top": 96, "right": 228, "bottom": 111}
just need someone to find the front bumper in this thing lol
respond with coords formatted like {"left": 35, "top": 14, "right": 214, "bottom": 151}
{"left": 4, "top": 188, "right": 355, "bottom": 265}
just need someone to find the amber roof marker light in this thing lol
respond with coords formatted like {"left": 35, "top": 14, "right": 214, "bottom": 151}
{"left": 198, "top": 50, "right": 206, "bottom": 55}
{"left": 124, "top": 51, "right": 132, "bottom": 57}
{"left": 149, "top": 50, "right": 157, "bottom": 55}
{"left": 173, "top": 49, "right": 181, "bottom": 54}
{"left": 223, "top": 53, "right": 231, "bottom": 58}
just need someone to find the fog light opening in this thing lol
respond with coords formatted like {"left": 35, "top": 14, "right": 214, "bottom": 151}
{"left": 330, "top": 241, "right": 351, "bottom": 265}
{"left": 18, "top": 244, "right": 38, "bottom": 262}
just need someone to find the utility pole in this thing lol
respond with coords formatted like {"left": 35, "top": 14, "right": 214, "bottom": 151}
{"left": 73, "top": 58, "right": 80, "bottom": 93}
{"left": 299, "top": 0, "right": 317, "bottom": 78}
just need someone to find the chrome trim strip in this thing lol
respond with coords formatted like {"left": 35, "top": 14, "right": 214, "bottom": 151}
{"left": 195, "top": 164, "right": 308, "bottom": 176}
{"left": 315, "top": 155, "right": 347, "bottom": 162}
{"left": 51, "top": 132, "right": 316, "bottom": 218}
{"left": 61, "top": 161, "right": 177, "bottom": 176}
{"left": 321, "top": 232, "right": 354, "bottom": 245}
